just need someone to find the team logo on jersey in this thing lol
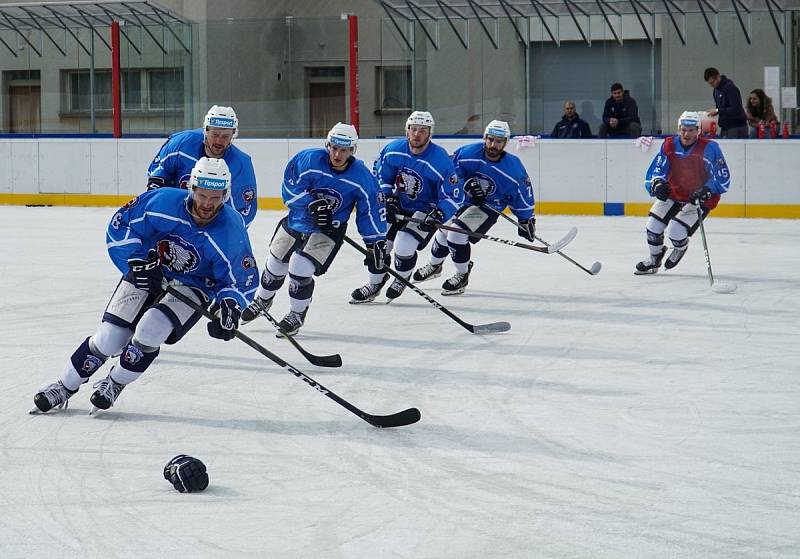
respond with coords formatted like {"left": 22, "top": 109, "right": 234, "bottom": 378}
{"left": 205, "top": 278, "right": 216, "bottom": 288}
{"left": 448, "top": 173, "right": 459, "bottom": 185}
{"left": 178, "top": 173, "right": 191, "bottom": 190}
{"left": 82, "top": 355, "right": 103, "bottom": 374}
{"left": 394, "top": 168, "right": 424, "bottom": 199}
{"left": 523, "top": 176, "right": 532, "bottom": 187}
{"left": 471, "top": 172, "right": 498, "bottom": 197}
{"left": 242, "top": 255, "right": 256, "bottom": 269}
{"left": 123, "top": 196, "right": 140, "bottom": 210}
{"left": 156, "top": 235, "right": 200, "bottom": 273}
{"left": 122, "top": 344, "right": 144, "bottom": 366}
{"left": 313, "top": 188, "right": 344, "bottom": 213}
{"left": 243, "top": 188, "right": 255, "bottom": 203}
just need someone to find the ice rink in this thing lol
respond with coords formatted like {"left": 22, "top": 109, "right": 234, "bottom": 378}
{"left": 1, "top": 205, "right": 798, "bottom": 559}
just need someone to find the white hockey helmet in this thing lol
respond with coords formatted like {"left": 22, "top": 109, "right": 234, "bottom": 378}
{"left": 189, "top": 157, "right": 231, "bottom": 202}
{"left": 406, "top": 110, "right": 435, "bottom": 135}
{"left": 204, "top": 105, "right": 238, "bottom": 138}
{"left": 326, "top": 122, "right": 358, "bottom": 151}
{"left": 677, "top": 111, "right": 701, "bottom": 129}
{"left": 484, "top": 120, "right": 511, "bottom": 139}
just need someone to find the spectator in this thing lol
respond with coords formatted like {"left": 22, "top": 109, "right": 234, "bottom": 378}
{"left": 703, "top": 67, "right": 748, "bottom": 138}
{"left": 551, "top": 101, "right": 592, "bottom": 138}
{"left": 745, "top": 88, "right": 778, "bottom": 138}
{"left": 599, "top": 83, "right": 642, "bottom": 138}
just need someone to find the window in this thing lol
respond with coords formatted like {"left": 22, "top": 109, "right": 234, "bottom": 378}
{"left": 62, "top": 68, "right": 184, "bottom": 114}
{"left": 376, "top": 66, "right": 412, "bottom": 111}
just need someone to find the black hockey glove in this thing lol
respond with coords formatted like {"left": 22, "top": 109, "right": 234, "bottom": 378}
{"left": 207, "top": 298, "right": 241, "bottom": 341}
{"left": 308, "top": 198, "right": 334, "bottom": 233}
{"left": 163, "top": 454, "right": 209, "bottom": 493}
{"left": 418, "top": 207, "right": 444, "bottom": 233}
{"left": 127, "top": 249, "right": 164, "bottom": 294}
{"left": 146, "top": 176, "right": 165, "bottom": 191}
{"left": 384, "top": 195, "right": 401, "bottom": 224}
{"left": 689, "top": 185, "right": 713, "bottom": 205}
{"left": 518, "top": 217, "right": 536, "bottom": 242}
{"left": 365, "top": 240, "right": 389, "bottom": 271}
{"left": 464, "top": 177, "right": 487, "bottom": 206}
{"left": 651, "top": 177, "right": 671, "bottom": 201}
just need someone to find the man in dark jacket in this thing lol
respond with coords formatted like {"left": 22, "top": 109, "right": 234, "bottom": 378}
{"left": 599, "top": 83, "right": 642, "bottom": 138}
{"left": 703, "top": 67, "right": 748, "bottom": 138}
{"left": 551, "top": 101, "right": 592, "bottom": 138}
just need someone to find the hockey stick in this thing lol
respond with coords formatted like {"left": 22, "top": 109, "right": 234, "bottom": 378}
{"left": 400, "top": 215, "right": 577, "bottom": 254}
{"left": 695, "top": 205, "right": 737, "bottom": 294}
{"left": 486, "top": 206, "right": 602, "bottom": 275}
{"left": 261, "top": 311, "right": 342, "bottom": 368}
{"left": 165, "top": 285, "right": 420, "bottom": 428}
{"left": 343, "top": 235, "right": 510, "bottom": 334}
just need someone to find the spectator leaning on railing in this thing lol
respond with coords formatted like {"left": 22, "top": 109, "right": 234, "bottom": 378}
{"left": 551, "top": 100, "right": 593, "bottom": 138}
{"left": 745, "top": 89, "right": 778, "bottom": 138}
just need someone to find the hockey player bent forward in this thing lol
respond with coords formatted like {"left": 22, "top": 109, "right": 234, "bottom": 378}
{"left": 33, "top": 157, "right": 258, "bottom": 413}
{"left": 635, "top": 111, "right": 731, "bottom": 274}
{"left": 240, "top": 122, "right": 387, "bottom": 336}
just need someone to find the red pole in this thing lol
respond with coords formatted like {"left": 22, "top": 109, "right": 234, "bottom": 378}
{"left": 111, "top": 21, "right": 121, "bottom": 138}
{"left": 347, "top": 14, "right": 359, "bottom": 133}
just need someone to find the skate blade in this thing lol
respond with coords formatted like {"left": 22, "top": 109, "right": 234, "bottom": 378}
{"left": 441, "top": 288, "right": 465, "bottom": 296}
{"left": 633, "top": 268, "right": 659, "bottom": 275}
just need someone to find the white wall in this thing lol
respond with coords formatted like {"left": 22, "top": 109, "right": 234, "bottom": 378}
{"left": 1, "top": 137, "right": 798, "bottom": 209}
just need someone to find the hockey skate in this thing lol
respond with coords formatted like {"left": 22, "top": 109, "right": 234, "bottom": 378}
{"left": 240, "top": 295, "right": 275, "bottom": 325}
{"left": 412, "top": 261, "right": 443, "bottom": 283}
{"left": 385, "top": 277, "right": 409, "bottom": 301}
{"left": 441, "top": 261, "right": 474, "bottom": 296}
{"left": 276, "top": 308, "right": 308, "bottom": 337}
{"left": 31, "top": 381, "right": 77, "bottom": 413}
{"left": 350, "top": 274, "right": 389, "bottom": 304}
{"left": 89, "top": 375, "right": 126, "bottom": 412}
{"left": 664, "top": 246, "right": 688, "bottom": 270}
{"left": 634, "top": 246, "right": 668, "bottom": 275}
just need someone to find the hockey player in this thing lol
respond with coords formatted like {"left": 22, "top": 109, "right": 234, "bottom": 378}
{"left": 32, "top": 158, "right": 258, "bottom": 413}
{"left": 240, "top": 122, "right": 387, "bottom": 335}
{"left": 635, "top": 110, "right": 731, "bottom": 274}
{"left": 362, "top": 110, "right": 463, "bottom": 301}
{"left": 412, "top": 120, "right": 536, "bottom": 294}
{"left": 146, "top": 105, "right": 258, "bottom": 227}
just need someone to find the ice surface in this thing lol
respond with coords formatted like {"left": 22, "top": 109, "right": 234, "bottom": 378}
{"left": 1, "top": 206, "right": 798, "bottom": 558}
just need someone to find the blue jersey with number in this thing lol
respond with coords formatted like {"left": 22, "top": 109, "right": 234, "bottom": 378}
{"left": 106, "top": 188, "right": 258, "bottom": 309}
{"left": 147, "top": 129, "right": 258, "bottom": 227}
{"left": 281, "top": 148, "right": 386, "bottom": 243}
{"left": 452, "top": 142, "right": 535, "bottom": 221}
{"left": 374, "top": 138, "right": 463, "bottom": 220}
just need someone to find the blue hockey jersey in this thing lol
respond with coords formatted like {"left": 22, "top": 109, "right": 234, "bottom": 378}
{"left": 106, "top": 188, "right": 258, "bottom": 309}
{"left": 374, "top": 138, "right": 463, "bottom": 220}
{"left": 281, "top": 148, "right": 387, "bottom": 243}
{"left": 147, "top": 129, "right": 258, "bottom": 227}
{"left": 452, "top": 142, "right": 535, "bottom": 220}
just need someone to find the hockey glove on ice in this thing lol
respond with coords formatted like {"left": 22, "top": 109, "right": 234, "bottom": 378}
{"left": 464, "top": 177, "right": 487, "bottom": 206}
{"left": 308, "top": 198, "right": 334, "bottom": 233}
{"left": 689, "top": 185, "right": 713, "bottom": 205}
{"left": 518, "top": 217, "right": 536, "bottom": 242}
{"left": 366, "top": 240, "right": 389, "bottom": 271}
{"left": 163, "top": 454, "right": 209, "bottom": 493}
{"left": 651, "top": 178, "right": 671, "bottom": 201}
{"left": 207, "top": 298, "right": 241, "bottom": 341}
{"left": 418, "top": 207, "right": 444, "bottom": 233}
{"left": 127, "top": 249, "right": 164, "bottom": 295}
{"left": 384, "top": 195, "right": 401, "bottom": 224}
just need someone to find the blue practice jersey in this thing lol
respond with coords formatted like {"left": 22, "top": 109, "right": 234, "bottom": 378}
{"left": 147, "top": 129, "right": 258, "bottom": 227}
{"left": 374, "top": 139, "right": 463, "bottom": 220}
{"left": 644, "top": 136, "right": 731, "bottom": 196}
{"left": 106, "top": 188, "right": 258, "bottom": 310}
{"left": 452, "top": 142, "right": 535, "bottom": 221}
{"left": 281, "top": 148, "right": 387, "bottom": 243}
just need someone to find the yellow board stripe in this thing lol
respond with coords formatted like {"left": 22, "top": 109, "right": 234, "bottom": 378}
{"left": 1, "top": 194, "right": 799, "bottom": 219}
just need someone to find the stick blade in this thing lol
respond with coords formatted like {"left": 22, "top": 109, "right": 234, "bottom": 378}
{"left": 471, "top": 321, "right": 511, "bottom": 334}
{"left": 366, "top": 407, "right": 421, "bottom": 428}
{"left": 308, "top": 354, "right": 343, "bottom": 368}
{"left": 712, "top": 282, "right": 737, "bottom": 294}
{"left": 589, "top": 262, "right": 602, "bottom": 275}
{"left": 547, "top": 227, "right": 578, "bottom": 253}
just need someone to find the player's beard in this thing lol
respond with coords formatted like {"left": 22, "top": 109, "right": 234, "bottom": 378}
{"left": 204, "top": 140, "right": 227, "bottom": 158}
{"left": 189, "top": 199, "right": 222, "bottom": 226}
